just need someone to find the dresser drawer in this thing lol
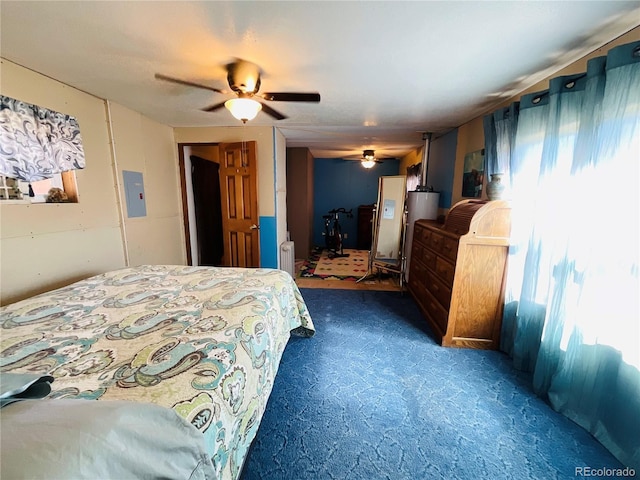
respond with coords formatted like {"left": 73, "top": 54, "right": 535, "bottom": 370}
{"left": 414, "top": 225, "right": 431, "bottom": 244}
{"left": 428, "top": 231, "right": 443, "bottom": 251}
{"left": 408, "top": 271, "right": 428, "bottom": 308}
{"left": 426, "top": 270, "right": 452, "bottom": 309}
{"left": 423, "top": 288, "right": 448, "bottom": 333}
{"left": 434, "top": 256, "right": 455, "bottom": 285}
{"left": 411, "top": 240, "right": 424, "bottom": 260}
{"left": 423, "top": 247, "right": 437, "bottom": 270}
{"left": 409, "top": 256, "right": 427, "bottom": 286}
{"left": 440, "top": 237, "right": 458, "bottom": 262}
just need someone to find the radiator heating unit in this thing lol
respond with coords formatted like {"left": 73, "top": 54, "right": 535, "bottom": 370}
{"left": 280, "top": 241, "right": 295, "bottom": 277}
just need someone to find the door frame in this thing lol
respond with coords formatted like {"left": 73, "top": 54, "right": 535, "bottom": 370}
{"left": 177, "top": 142, "right": 261, "bottom": 268}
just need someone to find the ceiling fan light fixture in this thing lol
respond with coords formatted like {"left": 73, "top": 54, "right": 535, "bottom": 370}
{"left": 361, "top": 159, "right": 376, "bottom": 169}
{"left": 224, "top": 98, "right": 262, "bottom": 123}
{"left": 363, "top": 149, "right": 376, "bottom": 161}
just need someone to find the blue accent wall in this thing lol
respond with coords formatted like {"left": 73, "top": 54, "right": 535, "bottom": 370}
{"left": 313, "top": 158, "right": 399, "bottom": 249}
{"left": 259, "top": 216, "right": 277, "bottom": 268}
{"left": 428, "top": 129, "right": 458, "bottom": 208}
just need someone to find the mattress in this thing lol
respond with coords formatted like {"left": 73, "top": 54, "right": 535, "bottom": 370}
{"left": 0, "top": 264, "right": 315, "bottom": 479}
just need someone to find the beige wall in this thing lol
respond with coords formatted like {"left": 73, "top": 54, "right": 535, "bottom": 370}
{"left": 451, "top": 116, "right": 484, "bottom": 207}
{"left": 0, "top": 60, "right": 185, "bottom": 305}
{"left": 399, "top": 148, "right": 422, "bottom": 177}
{"left": 107, "top": 102, "right": 186, "bottom": 267}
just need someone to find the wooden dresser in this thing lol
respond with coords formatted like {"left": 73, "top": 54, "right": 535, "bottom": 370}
{"left": 408, "top": 200, "right": 511, "bottom": 349}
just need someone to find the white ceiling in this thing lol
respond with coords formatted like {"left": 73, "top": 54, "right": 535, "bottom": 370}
{"left": 1, "top": 1, "right": 639, "bottom": 159}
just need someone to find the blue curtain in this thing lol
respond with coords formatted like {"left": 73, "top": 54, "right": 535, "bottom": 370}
{"left": 483, "top": 102, "right": 519, "bottom": 191}
{"left": 485, "top": 41, "right": 640, "bottom": 469}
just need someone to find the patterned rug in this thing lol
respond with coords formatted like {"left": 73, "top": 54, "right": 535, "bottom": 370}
{"left": 298, "top": 248, "right": 369, "bottom": 281}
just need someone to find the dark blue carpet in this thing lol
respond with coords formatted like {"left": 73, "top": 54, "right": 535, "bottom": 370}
{"left": 242, "top": 289, "right": 624, "bottom": 479}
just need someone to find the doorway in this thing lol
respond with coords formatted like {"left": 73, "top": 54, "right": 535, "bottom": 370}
{"left": 178, "top": 142, "right": 260, "bottom": 268}
{"left": 190, "top": 154, "right": 224, "bottom": 266}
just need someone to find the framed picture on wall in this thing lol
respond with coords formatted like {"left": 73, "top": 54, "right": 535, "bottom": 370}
{"left": 461, "top": 149, "right": 484, "bottom": 198}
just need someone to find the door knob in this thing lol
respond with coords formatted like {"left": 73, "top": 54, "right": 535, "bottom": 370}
{"left": 250, "top": 224, "right": 260, "bottom": 230}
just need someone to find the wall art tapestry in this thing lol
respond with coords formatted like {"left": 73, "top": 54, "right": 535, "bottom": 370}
{"left": 0, "top": 95, "right": 85, "bottom": 182}
{"left": 461, "top": 148, "right": 484, "bottom": 198}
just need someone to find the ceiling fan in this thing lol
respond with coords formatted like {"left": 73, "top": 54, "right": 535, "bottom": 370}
{"left": 358, "top": 150, "right": 385, "bottom": 169}
{"left": 155, "top": 59, "right": 321, "bottom": 123}
{"left": 341, "top": 149, "right": 393, "bottom": 168}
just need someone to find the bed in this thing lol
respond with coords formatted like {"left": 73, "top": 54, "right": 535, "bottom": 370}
{"left": 0, "top": 264, "right": 314, "bottom": 479}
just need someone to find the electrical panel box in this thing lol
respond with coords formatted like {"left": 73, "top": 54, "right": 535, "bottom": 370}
{"left": 122, "top": 170, "right": 147, "bottom": 218}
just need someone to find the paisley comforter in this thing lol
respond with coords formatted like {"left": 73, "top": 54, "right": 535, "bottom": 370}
{"left": 0, "top": 265, "right": 315, "bottom": 479}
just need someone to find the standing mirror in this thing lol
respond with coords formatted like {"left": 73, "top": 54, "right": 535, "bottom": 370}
{"left": 359, "top": 175, "right": 407, "bottom": 288}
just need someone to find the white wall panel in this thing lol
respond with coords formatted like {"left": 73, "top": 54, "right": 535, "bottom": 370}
{"left": 125, "top": 216, "right": 185, "bottom": 267}
{"left": 1, "top": 227, "right": 125, "bottom": 304}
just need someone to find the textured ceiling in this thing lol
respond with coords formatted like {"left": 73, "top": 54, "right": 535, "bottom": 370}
{"left": 1, "top": 1, "right": 639, "bottom": 159}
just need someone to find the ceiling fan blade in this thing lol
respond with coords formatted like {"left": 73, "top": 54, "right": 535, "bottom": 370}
{"left": 259, "top": 102, "right": 287, "bottom": 120}
{"left": 201, "top": 101, "right": 227, "bottom": 112}
{"left": 260, "top": 92, "right": 321, "bottom": 102}
{"left": 155, "top": 73, "right": 226, "bottom": 94}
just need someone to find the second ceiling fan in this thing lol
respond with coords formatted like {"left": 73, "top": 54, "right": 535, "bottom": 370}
{"left": 155, "top": 59, "right": 321, "bottom": 122}
{"left": 359, "top": 150, "right": 384, "bottom": 168}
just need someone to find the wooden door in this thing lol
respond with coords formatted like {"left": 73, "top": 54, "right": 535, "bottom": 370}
{"left": 219, "top": 141, "right": 260, "bottom": 267}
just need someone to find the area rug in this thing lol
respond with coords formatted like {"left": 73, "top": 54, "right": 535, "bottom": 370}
{"left": 299, "top": 247, "right": 369, "bottom": 281}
